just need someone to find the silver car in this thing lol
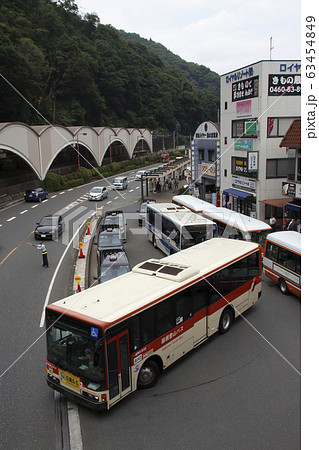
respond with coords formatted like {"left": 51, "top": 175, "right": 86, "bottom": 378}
{"left": 88, "top": 186, "right": 108, "bottom": 201}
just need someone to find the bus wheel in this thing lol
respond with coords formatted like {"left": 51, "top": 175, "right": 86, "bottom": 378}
{"left": 279, "top": 278, "right": 288, "bottom": 295}
{"left": 219, "top": 308, "right": 233, "bottom": 334}
{"left": 138, "top": 360, "right": 160, "bottom": 389}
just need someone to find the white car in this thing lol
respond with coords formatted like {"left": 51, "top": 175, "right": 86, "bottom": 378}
{"left": 88, "top": 186, "right": 108, "bottom": 201}
{"left": 135, "top": 170, "right": 147, "bottom": 181}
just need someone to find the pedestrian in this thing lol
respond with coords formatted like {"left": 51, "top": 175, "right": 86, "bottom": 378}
{"left": 33, "top": 241, "right": 49, "bottom": 267}
{"left": 174, "top": 178, "right": 178, "bottom": 190}
{"left": 269, "top": 214, "right": 276, "bottom": 231}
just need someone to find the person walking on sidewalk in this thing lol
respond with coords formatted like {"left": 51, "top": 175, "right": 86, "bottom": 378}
{"left": 33, "top": 241, "right": 49, "bottom": 267}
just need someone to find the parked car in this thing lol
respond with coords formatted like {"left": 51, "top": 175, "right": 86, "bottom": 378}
{"left": 137, "top": 199, "right": 156, "bottom": 226}
{"left": 112, "top": 176, "right": 128, "bottom": 190}
{"left": 88, "top": 186, "right": 108, "bottom": 201}
{"left": 96, "top": 250, "right": 131, "bottom": 284}
{"left": 100, "top": 210, "right": 126, "bottom": 240}
{"left": 34, "top": 215, "right": 64, "bottom": 240}
{"left": 24, "top": 187, "right": 48, "bottom": 202}
{"left": 135, "top": 170, "right": 148, "bottom": 181}
{"left": 95, "top": 228, "right": 125, "bottom": 264}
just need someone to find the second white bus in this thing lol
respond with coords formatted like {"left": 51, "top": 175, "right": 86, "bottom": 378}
{"left": 173, "top": 195, "right": 272, "bottom": 251}
{"left": 145, "top": 202, "right": 217, "bottom": 255}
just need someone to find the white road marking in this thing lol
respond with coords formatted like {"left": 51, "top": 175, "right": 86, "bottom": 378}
{"left": 51, "top": 195, "right": 57, "bottom": 198}
{"left": 7, "top": 217, "right": 16, "bottom": 221}
{"left": 68, "top": 401, "right": 83, "bottom": 450}
{"left": 106, "top": 200, "right": 112, "bottom": 204}
{"left": 68, "top": 188, "right": 74, "bottom": 191}
{"left": 135, "top": 186, "right": 140, "bottom": 189}
{"left": 129, "top": 189, "right": 134, "bottom": 192}
{"left": 114, "top": 196, "right": 118, "bottom": 199}
{"left": 59, "top": 191, "right": 65, "bottom": 195}
{"left": 20, "top": 210, "right": 28, "bottom": 215}
{"left": 42, "top": 199, "right": 48, "bottom": 203}
{"left": 32, "top": 204, "right": 38, "bottom": 208}
{"left": 39, "top": 215, "right": 90, "bottom": 328}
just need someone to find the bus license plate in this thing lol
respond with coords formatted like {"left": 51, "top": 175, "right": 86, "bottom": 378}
{"left": 59, "top": 369, "right": 81, "bottom": 391}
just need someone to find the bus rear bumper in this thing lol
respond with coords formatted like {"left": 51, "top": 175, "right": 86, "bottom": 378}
{"left": 47, "top": 378, "right": 107, "bottom": 412}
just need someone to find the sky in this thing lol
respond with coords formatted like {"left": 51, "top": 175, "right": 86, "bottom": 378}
{"left": 76, "top": 0, "right": 301, "bottom": 75}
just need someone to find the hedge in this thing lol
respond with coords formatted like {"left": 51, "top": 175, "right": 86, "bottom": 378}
{"left": 44, "top": 153, "right": 181, "bottom": 192}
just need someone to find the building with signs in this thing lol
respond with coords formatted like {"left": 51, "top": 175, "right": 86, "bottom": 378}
{"left": 191, "top": 121, "right": 220, "bottom": 202}
{"left": 220, "top": 60, "right": 301, "bottom": 221}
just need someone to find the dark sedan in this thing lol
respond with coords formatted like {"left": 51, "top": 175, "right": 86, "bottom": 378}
{"left": 34, "top": 215, "right": 64, "bottom": 240}
{"left": 24, "top": 187, "right": 48, "bottom": 202}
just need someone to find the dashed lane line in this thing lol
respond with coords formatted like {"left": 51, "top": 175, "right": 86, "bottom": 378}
{"left": 20, "top": 210, "right": 28, "bottom": 215}
{"left": 7, "top": 216, "right": 16, "bottom": 222}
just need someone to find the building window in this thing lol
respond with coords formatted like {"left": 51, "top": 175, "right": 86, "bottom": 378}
{"left": 198, "top": 149, "right": 204, "bottom": 160}
{"left": 224, "top": 137, "right": 227, "bottom": 145}
{"left": 225, "top": 102, "right": 228, "bottom": 110}
{"left": 232, "top": 118, "right": 258, "bottom": 138}
{"left": 266, "top": 158, "right": 295, "bottom": 178}
{"left": 267, "top": 117, "right": 298, "bottom": 137}
{"left": 208, "top": 150, "right": 214, "bottom": 162}
{"left": 232, "top": 156, "right": 258, "bottom": 179}
{"left": 224, "top": 169, "right": 227, "bottom": 177}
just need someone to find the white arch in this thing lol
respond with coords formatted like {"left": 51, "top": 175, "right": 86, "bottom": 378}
{"left": 0, "top": 122, "right": 153, "bottom": 180}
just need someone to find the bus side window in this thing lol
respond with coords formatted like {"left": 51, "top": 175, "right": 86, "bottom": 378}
{"left": 209, "top": 267, "right": 232, "bottom": 302}
{"left": 155, "top": 300, "right": 174, "bottom": 337}
{"left": 140, "top": 308, "right": 155, "bottom": 346}
{"left": 296, "top": 255, "right": 301, "bottom": 275}
{"left": 247, "top": 252, "right": 259, "bottom": 278}
{"left": 215, "top": 220, "right": 226, "bottom": 237}
{"left": 231, "top": 257, "right": 248, "bottom": 290}
{"left": 131, "top": 316, "right": 141, "bottom": 351}
{"left": 266, "top": 242, "right": 278, "bottom": 261}
{"left": 174, "top": 290, "right": 191, "bottom": 324}
{"left": 191, "top": 281, "right": 207, "bottom": 313}
{"left": 278, "top": 248, "right": 296, "bottom": 272}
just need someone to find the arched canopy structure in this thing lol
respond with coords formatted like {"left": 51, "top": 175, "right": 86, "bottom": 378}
{"left": 0, "top": 122, "right": 153, "bottom": 180}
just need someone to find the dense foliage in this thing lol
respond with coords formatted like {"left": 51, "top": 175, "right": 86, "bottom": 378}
{"left": 0, "top": 0, "right": 220, "bottom": 134}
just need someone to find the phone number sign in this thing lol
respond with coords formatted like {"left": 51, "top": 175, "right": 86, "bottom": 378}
{"left": 268, "top": 74, "right": 301, "bottom": 96}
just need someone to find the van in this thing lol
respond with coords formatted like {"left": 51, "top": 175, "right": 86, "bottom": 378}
{"left": 113, "top": 176, "right": 128, "bottom": 190}
{"left": 135, "top": 170, "right": 147, "bottom": 181}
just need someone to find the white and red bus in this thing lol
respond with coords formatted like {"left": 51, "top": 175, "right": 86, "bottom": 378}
{"left": 145, "top": 202, "right": 217, "bottom": 255}
{"left": 46, "top": 238, "right": 262, "bottom": 411}
{"left": 263, "top": 231, "right": 301, "bottom": 297}
{"left": 173, "top": 195, "right": 271, "bottom": 251}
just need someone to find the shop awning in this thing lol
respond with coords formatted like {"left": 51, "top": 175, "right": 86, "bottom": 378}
{"left": 259, "top": 198, "right": 294, "bottom": 208}
{"left": 223, "top": 188, "right": 254, "bottom": 200}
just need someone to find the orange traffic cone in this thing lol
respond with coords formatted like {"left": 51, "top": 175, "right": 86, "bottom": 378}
{"left": 75, "top": 276, "right": 81, "bottom": 292}
{"left": 86, "top": 221, "right": 91, "bottom": 235}
{"left": 79, "top": 242, "right": 85, "bottom": 258}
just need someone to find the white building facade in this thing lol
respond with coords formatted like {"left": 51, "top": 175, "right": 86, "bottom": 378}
{"left": 220, "top": 60, "right": 301, "bottom": 220}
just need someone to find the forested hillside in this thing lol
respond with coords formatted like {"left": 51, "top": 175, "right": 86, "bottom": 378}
{"left": 119, "top": 31, "right": 220, "bottom": 97}
{"left": 0, "top": 0, "right": 220, "bottom": 134}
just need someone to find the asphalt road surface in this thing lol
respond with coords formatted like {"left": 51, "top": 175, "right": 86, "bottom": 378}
{"left": 0, "top": 169, "right": 300, "bottom": 449}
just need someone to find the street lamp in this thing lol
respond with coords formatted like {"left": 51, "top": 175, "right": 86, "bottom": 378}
{"left": 76, "top": 132, "right": 87, "bottom": 171}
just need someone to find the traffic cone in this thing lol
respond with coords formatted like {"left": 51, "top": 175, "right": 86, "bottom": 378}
{"left": 79, "top": 242, "right": 85, "bottom": 258}
{"left": 86, "top": 221, "right": 91, "bottom": 235}
{"left": 75, "top": 276, "right": 81, "bottom": 292}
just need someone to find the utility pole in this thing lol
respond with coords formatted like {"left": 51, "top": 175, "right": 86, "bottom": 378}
{"left": 270, "top": 37, "right": 274, "bottom": 60}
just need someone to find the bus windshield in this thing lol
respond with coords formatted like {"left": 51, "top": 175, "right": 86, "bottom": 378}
{"left": 47, "top": 323, "right": 106, "bottom": 391}
{"left": 247, "top": 230, "right": 270, "bottom": 247}
{"left": 181, "top": 225, "right": 214, "bottom": 249}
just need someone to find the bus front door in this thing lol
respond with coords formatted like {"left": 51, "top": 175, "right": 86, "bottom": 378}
{"left": 106, "top": 330, "right": 131, "bottom": 406}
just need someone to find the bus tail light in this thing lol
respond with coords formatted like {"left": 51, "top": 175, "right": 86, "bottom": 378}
{"left": 102, "top": 394, "right": 107, "bottom": 402}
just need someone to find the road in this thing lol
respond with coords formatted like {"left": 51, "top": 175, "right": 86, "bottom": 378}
{"left": 0, "top": 169, "right": 300, "bottom": 449}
